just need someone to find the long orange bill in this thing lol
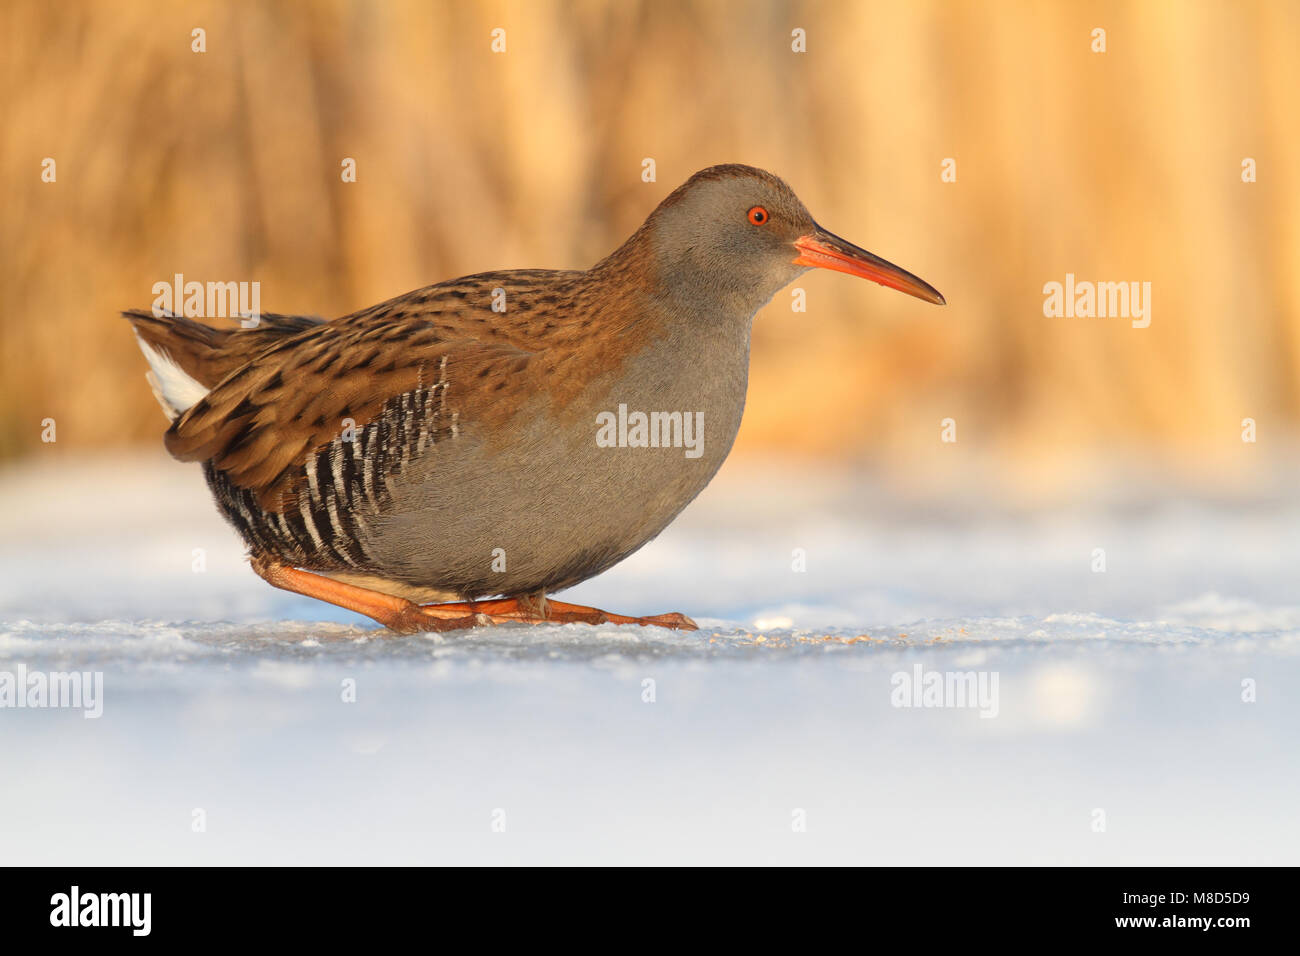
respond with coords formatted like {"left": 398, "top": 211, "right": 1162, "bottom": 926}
{"left": 794, "top": 226, "right": 946, "bottom": 305}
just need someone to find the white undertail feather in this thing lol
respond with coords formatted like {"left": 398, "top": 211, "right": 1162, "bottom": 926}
{"left": 133, "top": 333, "right": 210, "bottom": 421}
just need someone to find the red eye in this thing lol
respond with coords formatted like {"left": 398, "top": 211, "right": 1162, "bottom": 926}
{"left": 747, "top": 205, "right": 769, "bottom": 225}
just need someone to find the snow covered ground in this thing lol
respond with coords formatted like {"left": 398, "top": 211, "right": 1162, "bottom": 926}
{"left": 1, "top": 452, "right": 1297, "bottom": 865}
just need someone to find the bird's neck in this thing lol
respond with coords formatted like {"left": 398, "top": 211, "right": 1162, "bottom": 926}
{"left": 573, "top": 232, "right": 757, "bottom": 467}
{"left": 592, "top": 223, "right": 771, "bottom": 333}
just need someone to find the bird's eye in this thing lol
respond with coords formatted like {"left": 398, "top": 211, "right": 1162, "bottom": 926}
{"left": 747, "top": 206, "right": 769, "bottom": 226}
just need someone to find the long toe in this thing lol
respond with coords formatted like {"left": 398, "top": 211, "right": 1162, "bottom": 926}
{"left": 406, "top": 597, "right": 698, "bottom": 631}
{"left": 638, "top": 611, "right": 698, "bottom": 630}
{"left": 389, "top": 605, "right": 487, "bottom": 634}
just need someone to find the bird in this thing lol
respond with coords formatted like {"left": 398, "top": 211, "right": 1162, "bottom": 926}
{"left": 125, "top": 164, "right": 944, "bottom": 634}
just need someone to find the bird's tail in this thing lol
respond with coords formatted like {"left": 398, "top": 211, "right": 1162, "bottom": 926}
{"left": 122, "top": 310, "right": 325, "bottom": 421}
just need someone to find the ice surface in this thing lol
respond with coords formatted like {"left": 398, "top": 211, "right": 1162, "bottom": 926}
{"left": 1, "top": 453, "right": 1297, "bottom": 864}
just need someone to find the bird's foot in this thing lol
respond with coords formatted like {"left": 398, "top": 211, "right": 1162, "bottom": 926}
{"left": 544, "top": 598, "right": 698, "bottom": 630}
{"left": 246, "top": 557, "right": 697, "bottom": 634}
{"left": 386, "top": 605, "right": 491, "bottom": 634}
{"left": 414, "top": 596, "right": 698, "bottom": 631}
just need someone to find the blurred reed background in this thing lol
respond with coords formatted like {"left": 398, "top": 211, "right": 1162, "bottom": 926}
{"left": 2, "top": 0, "right": 1297, "bottom": 498}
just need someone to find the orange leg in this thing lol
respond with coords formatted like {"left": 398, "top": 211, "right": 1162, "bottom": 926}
{"left": 250, "top": 556, "right": 697, "bottom": 634}
{"left": 249, "top": 556, "right": 482, "bottom": 634}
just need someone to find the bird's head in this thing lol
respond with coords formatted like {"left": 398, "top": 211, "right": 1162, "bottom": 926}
{"left": 633, "top": 164, "right": 945, "bottom": 316}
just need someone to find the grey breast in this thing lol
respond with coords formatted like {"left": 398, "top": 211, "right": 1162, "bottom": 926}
{"left": 367, "top": 321, "right": 753, "bottom": 598}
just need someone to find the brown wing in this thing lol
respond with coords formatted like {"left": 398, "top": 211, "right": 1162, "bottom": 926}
{"left": 165, "top": 313, "right": 535, "bottom": 510}
{"left": 124, "top": 266, "right": 584, "bottom": 391}
{"left": 123, "top": 310, "right": 327, "bottom": 387}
